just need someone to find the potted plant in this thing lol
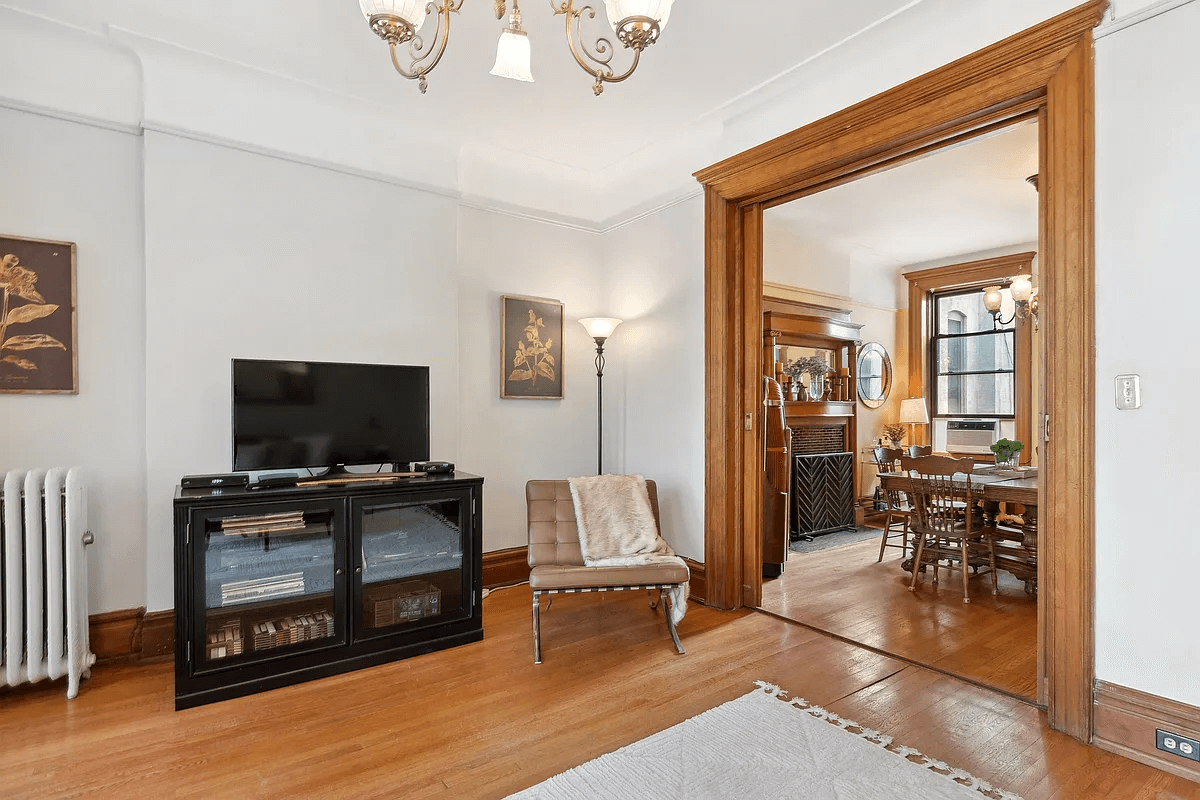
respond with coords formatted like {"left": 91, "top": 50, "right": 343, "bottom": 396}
{"left": 990, "top": 438, "right": 1024, "bottom": 467}
{"left": 881, "top": 423, "right": 907, "bottom": 449}
{"left": 784, "top": 354, "right": 830, "bottom": 401}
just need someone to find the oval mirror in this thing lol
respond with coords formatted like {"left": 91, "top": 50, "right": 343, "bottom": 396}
{"left": 856, "top": 342, "right": 892, "bottom": 409}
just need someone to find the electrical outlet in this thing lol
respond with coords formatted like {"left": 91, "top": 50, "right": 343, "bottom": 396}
{"left": 1115, "top": 374, "right": 1141, "bottom": 410}
{"left": 1156, "top": 729, "right": 1200, "bottom": 762}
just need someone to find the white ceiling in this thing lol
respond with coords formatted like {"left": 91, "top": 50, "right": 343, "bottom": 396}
{"left": 764, "top": 119, "right": 1040, "bottom": 283}
{"left": 4, "top": 0, "right": 924, "bottom": 172}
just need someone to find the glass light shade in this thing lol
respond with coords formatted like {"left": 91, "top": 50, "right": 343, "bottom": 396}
{"left": 899, "top": 398, "right": 930, "bottom": 425}
{"left": 490, "top": 29, "right": 534, "bottom": 82}
{"left": 359, "top": 0, "right": 429, "bottom": 34}
{"left": 982, "top": 285, "right": 1004, "bottom": 313}
{"left": 604, "top": 0, "right": 674, "bottom": 32}
{"left": 1009, "top": 274, "right": 1034, "bottom": 303}
{"left": 579, "top": 317, "right": 623, "bottom": 340}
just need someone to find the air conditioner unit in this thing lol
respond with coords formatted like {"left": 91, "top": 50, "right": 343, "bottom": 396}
{"left": 945, "top": 419, "right": 999, "bottom": 455}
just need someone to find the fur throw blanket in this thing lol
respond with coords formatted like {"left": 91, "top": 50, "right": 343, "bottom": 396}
{"left": 568, "top": 474, "right": 688, "bottom": 625}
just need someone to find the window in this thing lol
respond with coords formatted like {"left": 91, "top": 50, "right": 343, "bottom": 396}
{"left": 931, "top": 289, "right": 1014, "bottom": 417}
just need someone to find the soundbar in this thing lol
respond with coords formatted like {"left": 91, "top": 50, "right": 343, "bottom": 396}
{"left": 182, "top": 473, "right": 249, "bottom": 490}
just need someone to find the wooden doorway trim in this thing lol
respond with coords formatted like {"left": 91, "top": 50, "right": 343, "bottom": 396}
{"left": 695, "top": 0, "right": 1103, "bottom": 742}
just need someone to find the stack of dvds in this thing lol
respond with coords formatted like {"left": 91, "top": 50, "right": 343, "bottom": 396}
{"left": 207, "top": 620, "right": 244, "bottom": 660}
{"left": 251, "top": 610, "right": 335, "bottom": 651}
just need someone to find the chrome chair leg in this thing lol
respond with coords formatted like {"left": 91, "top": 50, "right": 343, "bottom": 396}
{"left": 533, "top": 592, "right": 543, "bottom": 664}
{"left": 662, "top": 588, "right": 686, "bottom": 655}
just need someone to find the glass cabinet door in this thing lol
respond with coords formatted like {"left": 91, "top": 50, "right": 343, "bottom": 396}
{"left": 353, "top": 491, "right": 470, "bottom": 639}
{"left": 193, "top": 500, "right": 346, "bottom": 672}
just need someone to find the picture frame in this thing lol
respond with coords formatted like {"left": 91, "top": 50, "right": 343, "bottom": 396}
{"left": 500, "top": 295, "right": 563, "bottom": 400}
{"left": 0, "top": 234, "right": 78, "bottom": 394}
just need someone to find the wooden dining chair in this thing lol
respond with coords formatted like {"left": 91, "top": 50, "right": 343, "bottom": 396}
{"left": 902, "top": 455, "right": 997, "bottom": 603}
{"left": 907, "top": 445, "right": 932, "bottom": 458}
{"left": 872, "top": 447, "right": 909, "bottom": 562}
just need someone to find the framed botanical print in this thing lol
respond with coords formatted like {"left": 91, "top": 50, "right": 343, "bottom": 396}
{"left": 501, "top": 295, "right": 563, "bottom": 399}
{"left": 0, "top": 234, "right": 77, "bottom": 394}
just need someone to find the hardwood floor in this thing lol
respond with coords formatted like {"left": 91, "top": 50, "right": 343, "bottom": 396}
{"left": 2, "top": 586, "right": 1194, "bottom": 799}
{"left": 760, "top": 531, "right": 1039, "bottom": 700}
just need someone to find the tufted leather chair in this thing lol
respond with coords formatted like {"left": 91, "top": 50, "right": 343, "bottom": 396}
{"left": 525, "top": 479, "right": 689, "bottom": 663}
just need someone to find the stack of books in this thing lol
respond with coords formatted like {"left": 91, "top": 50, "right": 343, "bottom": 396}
{"left": 221, "top": 572, "right": 305, "bottom": 606}
{"left": 207, "top": 619, "right": 244, "bottom": 660}
{"left": 251, "top": 611, "right": 335, "bottom": 651}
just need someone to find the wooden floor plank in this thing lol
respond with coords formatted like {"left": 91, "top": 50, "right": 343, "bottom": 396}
{"left": 0, "top": 585, "right": 1191, "bottom": 799}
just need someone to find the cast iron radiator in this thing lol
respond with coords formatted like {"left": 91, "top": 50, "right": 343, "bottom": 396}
{"left": 792, "top": 452, "right": 856, "bottom": 538}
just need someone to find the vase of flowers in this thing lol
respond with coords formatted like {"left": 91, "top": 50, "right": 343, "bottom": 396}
{"left": 784, "top": 354, "right": 830, "bottom": 402}
{"left": 881, "top": 423, "right": 907, "bottom": 449}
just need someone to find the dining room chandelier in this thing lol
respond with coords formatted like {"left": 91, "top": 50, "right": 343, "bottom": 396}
{"left": 358, "top": 0, "right": 674, "bottom": 95}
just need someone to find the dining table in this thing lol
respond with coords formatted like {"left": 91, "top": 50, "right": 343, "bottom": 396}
{"left": 879, "top": 466, "right": 1039, "bottom": 594}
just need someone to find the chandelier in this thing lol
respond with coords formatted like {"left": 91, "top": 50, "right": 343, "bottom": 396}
{"left": 358, "top": 0, "right": 674, "bottom": 95}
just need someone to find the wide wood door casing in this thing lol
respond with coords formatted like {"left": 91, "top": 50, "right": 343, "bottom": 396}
{"left": 697, "top": 0, "right": 1102, "bottom": 742}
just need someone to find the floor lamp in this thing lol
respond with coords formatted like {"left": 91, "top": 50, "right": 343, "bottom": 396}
{"left": 579, "top": 317, "right": 622, "bottom": 475}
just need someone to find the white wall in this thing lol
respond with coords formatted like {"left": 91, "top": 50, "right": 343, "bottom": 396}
{"left": 0, "top": 106, "right": 147, "bottom": 613}
{"left": 1094, "top": 1, "right": 1200, "bottom": 707}
{"left": 455, "top": 207, "right": 606, "bottom": 551}
{"left": 141, "top": 132, "right": 461, "bottom": 610}
{"left": 602, "top": 198, "right": 706, "bottom": 560}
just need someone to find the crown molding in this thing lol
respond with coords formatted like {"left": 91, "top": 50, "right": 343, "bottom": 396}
{"left": 456, "top": 197, "right": 603, "bottom": 236}
{"left": 1095, "top": 0, "right": 1195, "bottom": 37}
{"left": 599, "top": 188, "right": 703, "bottom": 234}
{"left": 142, "top": 122, "right": 461, "bottom": 203}
{"left": 762, "top": 281, "right": 901, "bottom": 314}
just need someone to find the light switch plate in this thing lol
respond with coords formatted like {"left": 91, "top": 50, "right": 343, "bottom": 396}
{"left": 1115, "top": 374, "right": 1141, "bottom": 410}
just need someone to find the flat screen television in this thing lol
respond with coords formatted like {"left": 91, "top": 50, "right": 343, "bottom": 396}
{"left": 232, "top": 359, "right": 430, "bottom": 472}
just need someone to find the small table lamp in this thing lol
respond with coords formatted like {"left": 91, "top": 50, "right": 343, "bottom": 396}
{"left": 899, "top": 397, "right": 930, "bottom": 447}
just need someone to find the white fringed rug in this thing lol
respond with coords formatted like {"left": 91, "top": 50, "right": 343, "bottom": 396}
{"left": 506, "top": 682, "right": 1022, "bottom": 800}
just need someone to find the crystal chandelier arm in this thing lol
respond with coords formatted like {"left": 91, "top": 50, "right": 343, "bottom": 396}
{"left": 552, "top": 1, "right": 643, "bottom": 95}
{"left": 388, "top": 0, "right": 464, "bottom": 93}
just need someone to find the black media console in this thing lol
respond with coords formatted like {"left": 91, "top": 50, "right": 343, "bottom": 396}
{"left": 173, "top": 472, "right": 483, "bottom": 709}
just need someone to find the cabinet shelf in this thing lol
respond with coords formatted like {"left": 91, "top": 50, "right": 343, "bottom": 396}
{"left": 174, "top": 473, "right": 484, "bottom": 709}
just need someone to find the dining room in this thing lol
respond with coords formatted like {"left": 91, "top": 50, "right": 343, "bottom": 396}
{"left": 756, "top": 119, "right": 1043, "bottom": 703}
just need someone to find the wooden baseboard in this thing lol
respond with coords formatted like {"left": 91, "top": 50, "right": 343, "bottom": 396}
{"left": 89, "top": 607, "right": 144, "bottom": 664}
{"left": 684, "top": 559, "right": 706, "bottom": 605}
{"left": 140, "top": 610, "right": 175, "bottom": 662}
{"left": 1094, "top": 680, "right": 1200, "bottom": 783}
{"left": 89, "top": 607, "right": 174, "bottom": 664}
{"left": 483, "top": 547, "right": 530, "bottom": 589}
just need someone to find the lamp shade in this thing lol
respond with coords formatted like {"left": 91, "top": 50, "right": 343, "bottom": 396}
{"left": 359, "top": 0, "right": 430, "bottom": 33}
{"left": 899, "top": 398, "right": 929, "bottom": 425}
{"left": 490, "top": 28, "right": 534, "bottom": 82}
{"left": 604, "top": 0, "right": 674, "bottom": 32}
{"left": 982, "top": 285, "right": 1004, "bottom": 313}
{"left": 579, "top": 317, "right": 622, "bottom": 340}
{"left": 1009, "top": 274, "right": 1033, "bottom": 303}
